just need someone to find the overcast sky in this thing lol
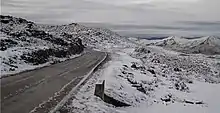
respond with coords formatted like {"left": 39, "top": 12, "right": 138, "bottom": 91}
{"left": 1, "top": 0, "right": 220, "bottom": 36}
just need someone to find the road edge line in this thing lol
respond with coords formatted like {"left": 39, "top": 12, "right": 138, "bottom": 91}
{"left": 49, "top": 52, "right": 107, "bottom": 113}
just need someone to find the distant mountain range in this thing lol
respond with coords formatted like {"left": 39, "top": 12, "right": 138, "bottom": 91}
{"left": 150, "top": 36, "right": 220, "bottom": 55}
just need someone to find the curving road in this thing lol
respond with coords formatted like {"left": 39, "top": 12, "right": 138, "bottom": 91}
{"left": 1, "top": 50, "right": 106, "bottom": 113}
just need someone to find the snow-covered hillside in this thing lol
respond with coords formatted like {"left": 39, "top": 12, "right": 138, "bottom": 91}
{"left": 0, "top": 15, "right": 132, "bottom": 76}
{"left": 0, "top": 15, "right": 85, "bottom": 76}
{"left": 148, "top": 36, "right": 220, "bottom": 55}
{"left": 61, "top": 46, "right": 220, "bottom": 113}
{"left": 38, "top": 22, "right": 133, "bottom": 51}
{"left": 1, "top": 15, "right": 219, "bottom": 113}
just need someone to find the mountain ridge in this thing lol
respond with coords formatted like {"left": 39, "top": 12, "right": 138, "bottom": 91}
{"left": 151, "top": 35, "right": 220, "bottom": 55}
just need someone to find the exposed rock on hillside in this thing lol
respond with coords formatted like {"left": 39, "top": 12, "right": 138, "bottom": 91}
{"left": 1, "top": 15, "right": 83, "bottom": 76}
{"left": 132, "top": 46, "right": 220, "bottom": 83}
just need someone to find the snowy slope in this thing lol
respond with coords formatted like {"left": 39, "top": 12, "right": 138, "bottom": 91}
{"left": 2, "top": 15, "right": 219, "bottom": 113}
{"left": 60, "top": 46, "right": 220, "bottom": 113}
{"left": 38, "top": 23, "right": 134, "bottom": 51}
{"left": 150, "top": 36, "right": 220, "bottom": 55}
{"left": 0, "top": 15, "right": 85, "bottom": 76}
{"left": 0, "top": 15, "right": 133, "bottom": 77}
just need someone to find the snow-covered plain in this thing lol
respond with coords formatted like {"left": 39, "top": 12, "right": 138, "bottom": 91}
{"left": 63, "top": 44, "right": 220, "bottom": 113}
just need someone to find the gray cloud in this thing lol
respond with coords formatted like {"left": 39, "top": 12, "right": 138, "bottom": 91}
{"left": 1, "top": 0, "right": 219, "bottom": 36}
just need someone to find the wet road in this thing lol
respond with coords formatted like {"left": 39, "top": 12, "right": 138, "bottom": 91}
{"left": 1, "top": 50, "right": 106, "bottom": 113}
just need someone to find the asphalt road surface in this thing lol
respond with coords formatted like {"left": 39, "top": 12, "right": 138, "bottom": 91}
{"left": 1, "top": 50, "right": 106, "bottom": 113}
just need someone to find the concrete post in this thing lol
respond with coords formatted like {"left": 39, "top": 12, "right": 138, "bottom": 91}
{"left": 94, "top": 80, "right": 105, "bottom": 100}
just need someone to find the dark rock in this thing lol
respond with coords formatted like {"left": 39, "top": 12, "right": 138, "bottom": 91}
{"left": 20, "top": 46, "right": 83, "bottom": 65}
{"left": 131, "top": 83, "right": 146, "bottom": 94}
{"left": 26, "top": 23, "right": 34, "bottom": 29}
{"left": 123, "top": 65, "right": 128, "bottom": 68}
{"left": 188, "top": 80, "right": 193, "bottom": 84}
{"left": 195, "top": 101, "right": 204, "bottom": 104}
{"left": 69, "top": 23, "right": 78, "bottom": 26}
{"left": 131, "top": 63, "right": 146, "bottom": 71}
{"left": 138, "top": 66, "right": 146, "bottom": 71}
{"left": 161, "top": 97, "right": 171, "bottom": 102}
{"left": 135, "top": 47, "right": 151, "bottom": 53}
{"left": 26, "top": 29, "right": 53, "bottom": 40}
{"left": 131, "top": 84, "right": 142, "bottom": 88}
{"left": 1, "top": 19, "right": 10, "bottom": 24}
{"left": 0, "top": 39, "right": 18, "bottom": 51}
{"left": 122, "top": 71, "right": 127, "bottom": 74}
{"left": 4, "top": 61, "right": 18, "bottom": 68}
{"left": 137, "top": 86, "right": 146, "bottom": 94}
{"left": 147, "top": 69, "right": 156, "bottom": 74}
{"left": 17, "top": 17, "right": 28, "bottom": 24}
{"left": 152, "top": 59, "right": 160, "bottom": 63}
{"left": 118, "top": 75, "right": 123, "bottom": 77}
{"left": 161, "top": 94, "right": 172, "bottom": 102}
{"left": 174, "top": 67, "right": 181, "bottom": 72}
{"left": 174, "top": 81, "right": 189, "bottom": 92}
{"left": 127, "top": 78, "right": 137, "bottom": 84}
{"left": 128, "top": 73, "right": 134, "bottom": 75}
{"left": 21, "top": 49, "right": 51, "bottom": 65}
{"left": 9, "top": 68, "right": 15, "bottom": 71}
{"left": 184, "top": 100, "right": 194, "bottom": 104}
{"left": 131, "top": 63, "right": 137, "bottom": 69}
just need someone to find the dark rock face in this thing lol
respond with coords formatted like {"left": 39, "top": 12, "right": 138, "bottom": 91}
{"left": 21, "top": 49, "right": 51, "bottom": 65}
{"left": 20, "top": 39, "right": 84, "bottom": 65}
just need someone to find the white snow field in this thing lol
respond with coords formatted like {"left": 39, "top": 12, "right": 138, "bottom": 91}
{"left": 62, "top": 45, "right": 220, "bottom": 113}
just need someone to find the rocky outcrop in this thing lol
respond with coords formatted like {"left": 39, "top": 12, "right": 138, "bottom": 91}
{"left": 0, "top": 15, "right": 84, "bottom": 75}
